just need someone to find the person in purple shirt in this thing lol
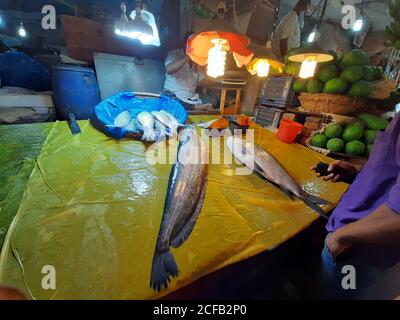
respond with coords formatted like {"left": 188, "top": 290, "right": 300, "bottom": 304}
{"left": 312, "top": 113, "right": 400, "bottom": 300}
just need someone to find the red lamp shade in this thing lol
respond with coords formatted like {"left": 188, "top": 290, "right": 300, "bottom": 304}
{"left": 187, "top": 31, "right": 254, "bottom": 68}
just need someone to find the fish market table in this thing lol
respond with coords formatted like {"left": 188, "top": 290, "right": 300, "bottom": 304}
{"left": 0, "top": 118, "right": 347, "bottom": 299}
{"left": 0, "top": 123, "right": 53, "bottom": 249}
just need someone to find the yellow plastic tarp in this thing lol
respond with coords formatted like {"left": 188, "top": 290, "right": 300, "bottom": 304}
{"left": 0, "top": 118, "right": 347, "bottom": 299}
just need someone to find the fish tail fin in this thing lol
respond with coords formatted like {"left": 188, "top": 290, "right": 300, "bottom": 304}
{"left": 143, "top": 128, "right": 156, "bottom": 142}
{"left": 150, "top": 250, "right": 179, "bottom": 291}
{"left": 149, "top": 128, "right": 156, "bottom": 141}
{"left": 142, "top": 128, "right": 149, "bottom": 141}
{"left": 301, "top": 193, "right": 330, "bottom": 219}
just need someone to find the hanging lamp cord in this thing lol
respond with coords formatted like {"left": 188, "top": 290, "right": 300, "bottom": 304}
{"left": 360, "top": 0, "right": 365, "bottom": 16}
{"left": 317, "top": 0, "right": 328, "bottom": 29}
{"left": 269, "top": 0, "right": 281, "bottom": 41}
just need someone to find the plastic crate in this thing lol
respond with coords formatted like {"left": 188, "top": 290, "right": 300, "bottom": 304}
{"left": 259, "top": 76, "right": 296, "bottom": 108}
{"left": 253, "top": 106, "right": 285, "bottom": 129}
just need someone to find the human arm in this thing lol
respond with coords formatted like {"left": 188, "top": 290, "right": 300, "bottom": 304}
{"left": 327, "top": 204, "right": 400, "bottom": 260}
{"left": 278, "top": 13, "right": 298, "bottom": 57}
{"left": 280, "top": 38, "right": 289, "bottom": 58}
{"left": 166, "top": 56, "right": 188, "bottom": 74}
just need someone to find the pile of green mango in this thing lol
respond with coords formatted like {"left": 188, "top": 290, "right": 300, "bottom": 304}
{"left": 385, "top": 0, "right": 400, "bottom": 49}
{"left": 311, "top": 113, "right": 389, "bottom": 157}
{"left": 291, "top": 49, "right": 384, "bottom": 98}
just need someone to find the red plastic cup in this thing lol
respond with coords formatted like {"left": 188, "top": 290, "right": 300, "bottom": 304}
{"left": 276, "top": 119, "right": 304, "bottom": 144}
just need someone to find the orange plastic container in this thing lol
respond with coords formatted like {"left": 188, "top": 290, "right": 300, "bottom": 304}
{"left": 276, "top": 119, "right": 304, "bottom": 144}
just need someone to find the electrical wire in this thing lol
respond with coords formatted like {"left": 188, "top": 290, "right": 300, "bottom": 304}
{"left": 309, "top": 0, "right": 324, "bottom": 19}
{"left": 269, "top": 0, "right": 281, "bottom": 41}
{"left": 317, "top": 0, "right": 329, "bottom": 29}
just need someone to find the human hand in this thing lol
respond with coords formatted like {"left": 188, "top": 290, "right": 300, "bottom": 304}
{"left": 326, "top": 231, "right": 352, "bottom": 261}
{"left": 311, "top": 160, "right": 361, "bottom": 183}
{"left": 0, "top": 285, "right": 27, "bottom": 300}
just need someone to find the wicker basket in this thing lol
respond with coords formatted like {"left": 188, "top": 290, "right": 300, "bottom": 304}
{"left": 299, "top": 93, "right": 362, "bottom": 116}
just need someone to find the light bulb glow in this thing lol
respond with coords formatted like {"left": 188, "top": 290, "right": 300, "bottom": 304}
{"left": 207, "top": 39, "right": 227, "bottom": 78}
{"left": 299, "top": 56, "right": 317, "bottom": 79}
{"left": 18, "top": 23, "right": 26, "bottom": 37}
{"left": 353, "top": 18, "right": 363, "bottom": 32}
{"left": 307, "top": 31, "right": 316, "bottom": 43}
{"left": 114, "top": 28, "right": 153, "bottom": 44}
{"left": 255, "top": 60, "right": 271, "bottom": 77}
{"left": 114, "top": 4, "right": 160, "bottom": 47}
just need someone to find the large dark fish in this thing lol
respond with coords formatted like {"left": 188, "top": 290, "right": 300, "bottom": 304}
{"left": 227, "top": 136, "right": 331, "bottom": 219}
{"left": 150, "top": 126, "right": 208, "bottom": 291}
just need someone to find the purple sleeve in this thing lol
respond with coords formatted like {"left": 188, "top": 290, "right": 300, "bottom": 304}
{"left": 386, "top": 173, "right": 400, "bottom": 214}
{"left": 386, "top": 135, "right": 400, "bottom": 214}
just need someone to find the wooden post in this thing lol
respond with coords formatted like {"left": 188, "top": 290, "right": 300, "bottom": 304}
{"left": 220, "top": 89, "right": 227, "bottom": 115}
{"left": 234, "top": 89, "right": 241, "bottom": 114}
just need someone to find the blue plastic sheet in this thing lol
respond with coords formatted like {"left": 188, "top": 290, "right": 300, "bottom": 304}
{"left": 0, "top": 51, "right": 51, "bottom": 92}
{"left": 94, "top": 92, "right": 188, "bottom": 139}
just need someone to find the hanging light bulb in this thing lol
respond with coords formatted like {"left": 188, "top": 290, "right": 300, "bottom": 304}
{"left": 353, "top": 18, "right": 364, "bottom": 32}
{"left": 290, "top": 48, "right": 333, "bottom": 79}
{"left": 128, "top": 1, "right": 153, "bottom": 39}
{"left": 254, "top": 60, "right": 271, "bottom": 77}
{"left": 115, "top": 2, "right": 130, "bottom": 36}
{"left": 289, "top": 46, "right": 333, "bottom": 79}
{"left": 307, "top": 25, "right": 321, "bottom": 43}
{"left": 299, "top": 55, "right": 318, "bottom": 79}
{"left": 288, "top": 0, "right": 333, "bottom": 79}
{"left": 115, "top": 1, "right": 157, "bottom": 46}
{"left": 129, "top": 4, "right": 160, "bottom": 46}
{"left": 18, "top": 22, "right": 26, "bottom": 37}
{"left": 247, "top": 40, "right": 284, "bottom": 78}
{"left": 246, "top": 3, "right": 284, "bottom": 78}
{"left": 353, "top": 0, "right": 365, "bottom": 32}
{"left": 307, "top": 30, "right": 316, "bottom": 43}
{"left": 207, "top": 38, "right": 228, "bottom": 78}
{"left": 307, "top": 31, "right": 316, "bottom": 43}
